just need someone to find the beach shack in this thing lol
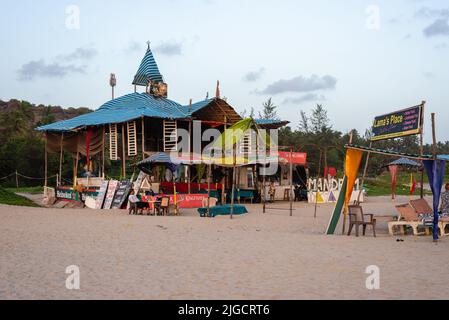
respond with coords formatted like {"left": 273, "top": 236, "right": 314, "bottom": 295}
{"left": 36, "top": 42, "right": 290, "bottom": 209}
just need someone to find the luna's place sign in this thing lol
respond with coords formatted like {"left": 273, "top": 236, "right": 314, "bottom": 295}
{"left": 371, "top": 104, "right": 423, "bottom": 141}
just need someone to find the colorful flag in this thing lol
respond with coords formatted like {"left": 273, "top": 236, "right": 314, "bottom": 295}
{"left": 410, "top": 173, "right": 417, "bottom": 195}
{"left": 389, "top": 165, "right": 398, "bottom": 200}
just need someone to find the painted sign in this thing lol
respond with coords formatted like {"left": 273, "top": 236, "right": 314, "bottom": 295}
{"left": 103, "top": 180, "right": 118, "bottom": 209}
{"left": 277, "top": 152, "right": 307, "bottom": 165}
{"left": 371, "top": 105, "right": 423, "bottom": 141}
{"left": 307, "top": 178, "right": 362, "bottom": 203}
{"left": 133, "top": 171, "right": 147, "bottom": 194}
{"left": 142, "top": 194, "right": 209, "bottom": 209}
{"left": 95, "top": 181, "right": 109, "bottom": 209}
{"left": 56, "top": 187, "right": 98, "bottom": 202}
{"left": 111, "top": 180, "right": 133, "bottom": 209}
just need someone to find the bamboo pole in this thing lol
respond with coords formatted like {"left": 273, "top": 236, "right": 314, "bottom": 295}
{"left": 342, "top": 131, "right": 354, "bottom": 234}
{"left": 44, "top": 133, "right": 48, "bottom": 187}
{"left": 102, "top": 126, "right": 105, "bottom": 179}
{"left": 430, "top": 139, "right": 437, "bottom": 256}
{"left": 420, "top": 101, "right": 426, "bottom": 199}
{"left": 15, "top": 170, "right": 19, "bottom": 189}
{"left": 230, "top": 143, "right": 236, "bottom": 219}
{"left": 59, "top": 132, "right": 64, "bottom": 185}
{"left": 207, "top": 163, "right": 211, "bottom": 217}
{"left": 313, "top": 149, "right": 322, "bottom": 219}
{"left": 356, "top": 141, "right": 373, "bottom": 205}
{"left": 141, "top": 117, "right": 145, "bottom": 161}
{"left": 289, "top": 145, "right": 293, "bottom": 217}
{"left": 121, "top": 124, "right": 126, "bottom": 179}
{"left": 188, "top": 120, "right": 192, "bottom": 194}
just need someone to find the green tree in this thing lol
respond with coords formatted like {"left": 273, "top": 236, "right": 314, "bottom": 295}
{"left": 258, "top": 98, "right": 279, "bottom": 120}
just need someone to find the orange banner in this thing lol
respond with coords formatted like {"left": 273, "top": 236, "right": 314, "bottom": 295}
{"left": 344, "top": 149, "right": 363, "bottom": 213}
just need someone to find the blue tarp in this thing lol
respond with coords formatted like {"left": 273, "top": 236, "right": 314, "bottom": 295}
{"left": 423, "top": 159, "right": 446, "bottom": 240}
{"left": 137, "top": 152, "right": 180, "bottom": 174}
{"left": 388, "top": 157, "right": 421, "bottom": 167}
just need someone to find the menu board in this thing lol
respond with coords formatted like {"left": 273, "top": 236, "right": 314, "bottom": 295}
{"left": 95, "top": 181, "right": 109, "bottom": 209}
{"left": 133, "top": 171, "right": 147, "bottom": 194}
{"left": 371, "top": 105, "right": 423, "bottom": 141}
{"left": 111, "top": 180, "right": 133, "bottom": 209}
{"left": 103, "top": 180, "right": 119, "bottom": 209}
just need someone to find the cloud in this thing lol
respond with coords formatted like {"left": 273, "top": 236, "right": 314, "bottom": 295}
{"left": 423, "top": 18, "right": 449, "bottom": 37}
{"left": 153, "top": 41, "right": 183, "bottom": 56}
{"left": 243, "top": 68, "right": 265, "bottom": 82}
{"left": 17, "top": 59, "right": 85, "bottom": 81}
{"left": 125, "top": 41, "right": 144, "bottom": 53}
{"left": 423, "top": 71, "right": 436, "bottom": 79}
{"left": 415, "top": 7, "right": 449, "bottom": 19}
{"left": 58, "top": 47, "right": 98, "bottom": 61}
{"left": 257, "top": 74, "right": 337, "bottom": 95}
{"left": 435, "top": 42, "right": 448, "bottom": 49}
{"left": 283, "top": 93, "right": 326, "bottom": 105}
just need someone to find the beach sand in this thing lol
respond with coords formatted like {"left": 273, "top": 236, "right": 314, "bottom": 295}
{"left": 1, "top": 195, "right": 448, "bottom": 300}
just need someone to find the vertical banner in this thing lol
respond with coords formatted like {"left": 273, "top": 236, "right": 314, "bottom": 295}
{"left": 326, "top": 176, "right": 348, "bottom": 235}
{"left": 344, "top": 149, "right": 363, "bottom": 212}
{"left": 389, "top": 165, "right": 398, "bottom": 200}
{"left": 423, "top": 160, "right": 446, "bottom": 240}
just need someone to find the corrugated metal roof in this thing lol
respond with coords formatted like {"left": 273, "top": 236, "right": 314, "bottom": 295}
{"left": 36, "top": 94, "right": 222, "bottom": 131}
{"left": 388, "top": 157, "right": 422, "bottom": 167}
{"left": 37, "top": 93, "right": 190, "bottom": 131}
{"left": 132, "top": 44, "right": 163, "bottom": 86}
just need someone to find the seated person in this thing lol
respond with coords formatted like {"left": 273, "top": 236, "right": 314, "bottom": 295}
{"left": 128, "top": 190, "right": 150, "bottom": 215}
{"left": 440, "top": 183, "right": 449, "bottom": 216}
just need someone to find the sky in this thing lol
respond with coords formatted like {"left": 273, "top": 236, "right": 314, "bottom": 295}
{"left": 0, "top": 0, "right": 448, "bottom": 142}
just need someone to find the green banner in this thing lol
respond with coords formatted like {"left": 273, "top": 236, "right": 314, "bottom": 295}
{"left": 325, "top": 176, "right": 347, "bottom": 235}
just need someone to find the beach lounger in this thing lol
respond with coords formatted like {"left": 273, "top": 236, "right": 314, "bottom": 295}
{"left": 347, "top": 205, "right": 376, "bottom": 237}
{"left": 410, "top": 198, "right": 449, "bottom": 237}
{"left": 388, "top": 203, "right": 429, "bottom": 236}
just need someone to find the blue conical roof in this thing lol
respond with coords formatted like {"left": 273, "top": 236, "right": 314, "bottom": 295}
{"left": 132, "top": 43, "right": 163, "bottom": 86}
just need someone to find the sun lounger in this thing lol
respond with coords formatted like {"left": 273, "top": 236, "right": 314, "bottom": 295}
{"left": 347, "top": 205, "right": 376, "bottom": 237}
{"left": 388, "top": 203, "right": 429, "bottom": 236}
{"left": 198, "top": 204, "right": 248, "bottom": 217}
{"left": 410, "top": 198, "right": 449, "bottom": 237}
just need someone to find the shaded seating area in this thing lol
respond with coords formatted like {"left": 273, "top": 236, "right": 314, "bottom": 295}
{"left": 198, "top": 204, "right": 248, "bottom": 218}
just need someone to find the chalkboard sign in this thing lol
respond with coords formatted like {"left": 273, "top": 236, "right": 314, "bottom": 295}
{"left": 103, "top": 180, "right": 119, "bottom": 209}
{"left": 371, "top": 105, "right": 423, "bottom": 141}
{"left": 111, "top": 180, "right": 133, "bottom": 209}
{"left": 95, "top": 181, "right": 109, "bottom": 209}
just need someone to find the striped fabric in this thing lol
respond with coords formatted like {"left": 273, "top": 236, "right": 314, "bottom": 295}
{"left": 132, "top": 45, "right": 164, "bottom": 86}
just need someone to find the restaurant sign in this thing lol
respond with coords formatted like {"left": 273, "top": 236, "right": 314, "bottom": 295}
{"left": 371, "top": 104, "right": 423, "bottom": 141}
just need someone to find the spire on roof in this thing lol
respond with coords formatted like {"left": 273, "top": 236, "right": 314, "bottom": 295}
{"left": 132, "top": 41, "right": 164, "bottom": 87}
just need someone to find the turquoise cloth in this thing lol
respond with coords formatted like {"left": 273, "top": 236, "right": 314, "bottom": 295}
{"left": 198, "top": 205, "right": 248, "bottom": 217}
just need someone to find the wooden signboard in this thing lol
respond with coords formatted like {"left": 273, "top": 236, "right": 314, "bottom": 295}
{"left": 371, "top": 104, "right": 423, "bottom": 141}
{"left": 103, "top": 180, "right": 119, "bottom": 209}
{"left": 95, "top": 180, "right": 109, "bottom": 209}
{"left": 111, "top": 180, "right": 133, "bottom": 209}
{"left": 133, "top": 171, "right": 147, "bottom": 194}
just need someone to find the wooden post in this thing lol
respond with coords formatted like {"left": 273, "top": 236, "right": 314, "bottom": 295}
{"left": 141, "top": 117, "right": 145, "bottom": 161}
{"left": 420, "top": 101, "right": 426, "bottom": 199}
{"left": 188, "top": 120, "right": 192, "bottom": 194}
{"left": 431, "top": 112, "right": 438, "bottom": 242}
{"left": 221, "top": 116, "right": 227, "bottom": 204}
{"left": 44, "top": 133, "right": 48, "bottom": 187}
{"left": 313, "top": 149, "right": 322, "bottom": 219}
{"left": 342, "top": 130, "right": 354, "bottom": 234}
{"left": 357, "top": 141, "right": 373, "bottom": 204}
{"left": 59, "top": 132, "right": 64, "bottom": 185}
{"left": 289, "top": 145, "right": 293, "bottom": 217}
{"left": 230, "top": 143, "right": 236, "bottom": 219}
{"left": 121, "top": 123, "right": 126, "bottom": 179}
{"left": 207, "top": 163, "right": 211, "bottom": 217}
{"left": 102, "top": 126, "right": 105, "bottom": 179}
{"left": 15, "top": 170, "right": 19, "bottom": 189}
